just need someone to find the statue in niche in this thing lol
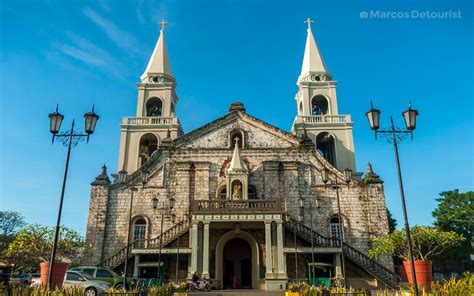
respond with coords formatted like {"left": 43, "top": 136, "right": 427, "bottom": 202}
{"left": 232, "top": 183, "right": 242, "bottom": 200}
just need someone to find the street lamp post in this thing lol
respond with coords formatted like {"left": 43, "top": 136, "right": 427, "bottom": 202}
{"left": 152, "top": 195, "right": 175, "bottom": 285}
{"left": 283, "top": 200, "right": 303, "bottom": 282}
{"left": 118, "top": 169, "right": 149, "bottom": 289}
{"left": 321, "top": 166, "right": 352, "bottom": 288}
{"left": 47, "top": 105, "right": 99, "bottom": 288}
{"left": 308, "top": 201, "right": 315, "bottom": 286}
{"left": 365, "top": 102, "right": 419, "bottom": 296}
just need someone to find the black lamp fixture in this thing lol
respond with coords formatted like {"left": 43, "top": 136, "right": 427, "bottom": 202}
{"left": 152, "top": 196, "right": 159, "bottom": 210}
{"left": 321, "top": 167, "right": 329, "bottom": 184}
{"left": 365, "top": 101, "right": 381, "bottom": 131}
{"left": 343, "top": 167, "right": 352, "bottom": 183}
{"left": 402, "top": 103, "right": 419, "bottom": 131}
{"left": 48, "top": 105, "right": 64, "bottom": 135}
{"left": 169, "top": 196, "right": 176, "bottom": 209}
{"left": 140, "top": 169, "right": 149, "bottom": 185}
{"left": 118, "top": 169, "right": 128, "bottom": 184}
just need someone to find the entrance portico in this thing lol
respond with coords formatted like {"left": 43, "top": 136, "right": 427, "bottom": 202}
{"left": 189, "top": 201, "right": 288, "bottom": 291}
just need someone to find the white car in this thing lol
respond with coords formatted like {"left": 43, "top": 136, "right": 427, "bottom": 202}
{"left": 63, "top": 271, "right": 110, "bottom": 296}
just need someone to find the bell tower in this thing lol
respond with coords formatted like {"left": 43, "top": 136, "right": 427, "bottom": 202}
{"left": 118, "top": 20, "right": 183, "bottom": 173}
{"left": 291, "top": 18, "right": 357, "bottom": 172}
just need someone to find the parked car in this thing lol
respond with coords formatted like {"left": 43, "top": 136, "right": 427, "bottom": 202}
{"left": 9, "top": 274, "right": 31, "bottom": 286}
{"left": 69, "top": 266, "right": 133, "bottom": 288}
{"left": 63, "top": 271, "right": 109, "bottom": 296}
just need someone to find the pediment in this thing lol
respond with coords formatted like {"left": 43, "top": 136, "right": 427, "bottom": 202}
{"left": 175, "top": 112, "right": 300, "bottom": 149}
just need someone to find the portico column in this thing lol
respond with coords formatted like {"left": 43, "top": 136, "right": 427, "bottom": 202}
{"left": 276, "top": 221, "right": 285, "bottom": 275}
{"left": 202, "top": 222, "right": 210, "bottom": 279}
{"left": 265, "top": 222, "right": 273, "bottom": 276}
{"left": 190, "top": 223, "right": 199, "bottom": 276}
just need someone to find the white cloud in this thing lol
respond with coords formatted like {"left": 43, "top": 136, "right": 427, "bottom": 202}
{"left": 83, "top": 7, "right": 143, "bottom": 55}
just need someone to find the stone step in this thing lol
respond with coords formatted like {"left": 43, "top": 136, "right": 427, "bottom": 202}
{"left": 190, "top": 290, "right": 285, "bottom": 296}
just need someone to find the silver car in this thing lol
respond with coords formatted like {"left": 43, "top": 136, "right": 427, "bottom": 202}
{"left": 64, "top": 271, "right": 110, "bottom": 296}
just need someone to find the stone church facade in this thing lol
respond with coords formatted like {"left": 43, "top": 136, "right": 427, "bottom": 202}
{"left": 85, "top": 21, "right": 398, "bottom": 291}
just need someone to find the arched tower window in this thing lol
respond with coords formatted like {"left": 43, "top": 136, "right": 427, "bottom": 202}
{"left": 133, "top": 218, "right": 147, "bottom": 248}
{"left": 316, "top": 132, "right": 336, "bottom": 167}
{"left": 229, "top": 129, "right": 244, "bottom": 149}
{"left": 298, "top": 101, "right": 303, "bottom": 115}
{"left": 146, "top": 98, "right": 163, "bottom": 117}
{"left": 311, "top": 95, "right": 329, "bottom": 115}
{"left": 230, "top": 180, "right": 243, "bottom": 200}
{"left": 248, "top": 186, "right": 256, "bottom": 200}
{"left": 139, "top": 133, "right": 158, "bottom": 167}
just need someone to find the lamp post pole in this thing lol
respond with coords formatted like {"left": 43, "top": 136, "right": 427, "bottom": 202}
{"left": 309, "top": 202, "right": 315, "bottom": 286}
{"left": 334, "top": 178, "right": 347, "bottom": 288}
{"left": 47, "top": 106, "right": 99, "bottom": 288}
{"left": 152, "top": 197, "right": 175, "bottom": 285}
{"left": 321, "top": 167, "right": 352, "bottom": 288}
{"left": 365, "top": 102, "right": 419, "bottom": 296}
{"left": 118, "top": 169, "right": 149, "bottom": 290}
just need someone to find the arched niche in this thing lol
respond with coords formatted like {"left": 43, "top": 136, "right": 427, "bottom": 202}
{"left": 316, "top": 132, "right": 336, "bottom": 167}
{"left": 229, "top": 129, "right": 245, "bottom": 149}
{"left": 311, "top": 95, "right": 329, "bottom": 115}
{"left": 138, "top": 133, "right": 158, "bottom": 167}
{"left": 230, "top": 179, "right": 243, "bottom": 200}
{"left": 146, "top": 97, "right": 163, "bottom": 117}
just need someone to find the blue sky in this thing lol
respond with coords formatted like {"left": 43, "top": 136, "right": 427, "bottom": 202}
{"left": 1, "top": 0, "right": 472, "bottom": 235}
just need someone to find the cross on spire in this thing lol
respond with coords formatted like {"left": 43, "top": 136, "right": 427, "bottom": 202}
{"left": 304, "top": 17, "right": 314, "bottom": 30}
{"left": 234, "top": 137, "right": 240, "bottom": 146}
{"left": 159, "top": 18, "right": 169, "bottom": 31}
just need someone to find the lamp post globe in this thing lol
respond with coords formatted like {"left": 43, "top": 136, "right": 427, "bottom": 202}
{"left": 140, "top": 169, "right": 149, "bottom": 185}
{"left": 321, "top": 167, "right": 329, "bottom": 184}
{"left": 365, "top": 101, "right": 381, "bottom": 131}
{"left": 118, "top": 170, "right": 128, "bottom": 184}
{"left": 84, "top": 106, "right": 99, "bottom": 134}
{"left": 48, "top": 106, "right": 64, "bottom": 135}
{"left": 402, "top": 104, "right": 419, "bottom": 131}
{"left": 343, "top": 167, "right": 352, "bottom": 183}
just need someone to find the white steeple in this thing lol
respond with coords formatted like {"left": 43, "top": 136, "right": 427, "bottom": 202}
{"left": 227, "top": 138, "right": 247, "bottom": 173}
{"left": 140, "top": 19, "right": 173, "bottom": 82}
{"left": 299, "top": 18, "right": 329, "bottom": 81}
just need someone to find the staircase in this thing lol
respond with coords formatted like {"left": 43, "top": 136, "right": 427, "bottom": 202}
{"left": 284, "top": 217, "right": 399, "bottom": 289}
{"left": 99, "top": 218, "right": 191, "bottom": 269}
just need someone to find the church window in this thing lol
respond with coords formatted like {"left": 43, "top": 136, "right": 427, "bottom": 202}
{"left": 133, "top": 218, "right": 147, "bottom": 248}
{"left": 139, "top": 133, "right": 158, "bottom": 167}
{"left": 316, "top": 132, "right": 336, "bottom": 167}
{"left": 229, "top": 129, "right": 244, "bottom": 149}
{"left": 146, "top": 98, "right": 163, "bottom": 116}
{"left": 248, "top": 186, "right": 256, "bottom": 200}
{"left": 311, "top": 95, "right": 329, "bottom": 115}
{"left": 231, "top": 180, "right": 243, "bottom": 200}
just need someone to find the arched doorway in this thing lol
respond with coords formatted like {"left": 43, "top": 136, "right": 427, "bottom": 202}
{"left": 223, "top": 238, "right": 251, "bottom": 289}
{"left": 215, "top": 230, "right": 259, "bottom": 289}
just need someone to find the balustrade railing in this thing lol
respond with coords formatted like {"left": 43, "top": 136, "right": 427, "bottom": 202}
{"left": 296, "top": 115, "right": 351, "bottom": 124}
{"left": 100, "top": 218, "right": 191, "bottom": 269}
{"left": 122, "top": 117, "right": 178, "bottom": 125}
{"left": 190, "top": 199, "right": 282, "bottom": 213}
{"left": 284, "top": 215, "right": 399, "bottom": 289}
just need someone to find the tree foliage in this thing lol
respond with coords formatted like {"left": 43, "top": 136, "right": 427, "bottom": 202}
{"left": 0, "top": 211, "right": 25, "bottom": 252}
{"left": 368, "top": 225, "right": 465, "bottom": 261}
{"left": 432, "top": 189, "right": 473, "bottom": 261}
{"left": 386, "top": 208, "right": 397, "bottom": 233}
{"left": 5, "top": 224, "right": 84, "bottom": 273}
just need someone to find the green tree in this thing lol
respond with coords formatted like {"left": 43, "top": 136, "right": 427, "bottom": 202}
{"left": 368, "top": 225, "right": 465, "bottom": 261}
{"left": 0, "top": 211, "right": 25, "bottom": 252}
{"left": 6, "top": 224, "right": 84, "bottom": 273}
{"left": 386, "top": 208, "right": 397, "bottom": 234}
{"left": 432, "top": 189, "right": 473, "bottom": 261}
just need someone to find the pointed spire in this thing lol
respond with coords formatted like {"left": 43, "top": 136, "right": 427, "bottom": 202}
{"left": 363, "top": 162, "right": 383, "bottom": 184}
{"left": 140, "top": 18, "right": 173, "bottom": 83}
{"left": 227, "top": 138, "right": 247, "bottom": 173}
{"left": 91, "top": 164, "right": 110, "bottom": 185}
{"left": 299, "top": 18, "right": 330, "bottom": 81}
